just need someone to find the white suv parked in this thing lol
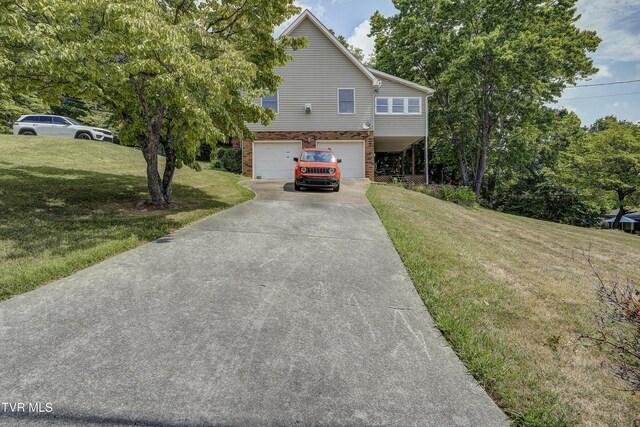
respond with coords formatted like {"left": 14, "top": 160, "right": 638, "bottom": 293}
{"left": 13, "top": 115, "right": 113, "bottom": 142}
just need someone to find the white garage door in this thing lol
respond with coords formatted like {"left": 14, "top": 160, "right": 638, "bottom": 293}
{"left": 316, "top": 141, "right": 365, "bottom": 178}
{"left": 253, "top": 141, "right": 302, "bottom": 179}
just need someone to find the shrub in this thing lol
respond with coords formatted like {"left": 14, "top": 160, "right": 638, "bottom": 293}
{"left": 197, "top": 144, "right": 213, "bottom": 162}
{"left": 212, "top": 147, "right": 242, "bottom": 174}
{"left": 492, "top": 180, "right": 603, "bottom": 227}
{"left": 411, "top": 184, "right": 476, "bottom": 206}
{"left": 583, "top": 257, "right": 640, "bottom": 392}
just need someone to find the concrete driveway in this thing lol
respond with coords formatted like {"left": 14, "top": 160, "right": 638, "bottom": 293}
{"left": 1, "top": 179, "right": 506, "bottom": 426}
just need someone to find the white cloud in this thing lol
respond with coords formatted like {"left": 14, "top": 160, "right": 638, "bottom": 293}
{"left": 347, "top": 19, "right": 375, "bottom": 61}
{"left": 591, "top": 63, "right": 613, "bottom": 80}
{"left": 610, "top": 101, "right": 630, "bottom": 108}
{"left": 576, "top": 0, "right": 640, "bottom": 62}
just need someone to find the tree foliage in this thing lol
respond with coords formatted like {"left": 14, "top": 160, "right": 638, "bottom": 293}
{"left": 559, "top": 118, "right": 640, "bottom": 229}
{"left": 0, "top": 94, "right": 49, "bottom": 134}
{"left": 329, "top": 29, "right": 366, "bottom": 63}
{"left": 370, "top": 0, "right": 601, "bottom": 197}
{"left": 1, "top": 0, "right": 304, "bottom": 207}
{"left": 490, "top": 109, "right": 604, "bottom": 227}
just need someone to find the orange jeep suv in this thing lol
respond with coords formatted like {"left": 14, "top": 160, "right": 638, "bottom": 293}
{"left": 293, "top": 148, "right": 341, "bottom": 192}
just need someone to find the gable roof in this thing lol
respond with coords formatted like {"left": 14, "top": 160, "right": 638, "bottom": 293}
{"left": 279, "top": 10, "right": 380, "bottom": 88}
{"left": 368, "top": 68, "right": 435, "bottom": 95}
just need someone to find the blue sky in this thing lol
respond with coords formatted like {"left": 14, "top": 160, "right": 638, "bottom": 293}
{"left": 286, "top": 0, "right": 640, "bottom": 126}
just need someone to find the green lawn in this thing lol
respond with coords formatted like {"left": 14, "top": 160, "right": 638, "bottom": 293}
{"left": 0, "top": 135, "right": 253, "bottom": 300}
{"left": 368, "top": 184, "right": 640, "bottom": 426}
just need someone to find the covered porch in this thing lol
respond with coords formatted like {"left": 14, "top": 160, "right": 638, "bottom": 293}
{"left": 374, "top": 136, "right": 427, "bottom": 185}
{"left": 605, "top": 216, "right": 639, "bottom": 234}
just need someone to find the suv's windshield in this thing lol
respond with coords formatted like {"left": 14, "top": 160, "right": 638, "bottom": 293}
{"left": 65, "top": 117, "right": 83, "bottom": 126}
{"left": 300, "top": 151, "right": 335, "bottom": 163}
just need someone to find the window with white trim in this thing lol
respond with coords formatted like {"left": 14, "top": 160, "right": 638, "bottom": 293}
{"left": 375, "top": 97, "right": 422, "bottom": 115}
{"left": 261, "top": 92, "right": 278, "bottom": 113}
{"left": 375, "top": 97, "right": 389, "bottom": 114}
{"left": 407, "top": 98, "right": 421, "bottom": 114}
{"left": 338, "top": 88, "right": 355, "bottom": 114}
{"left": 392, "top": 98, "right": 405, "bottom": 114}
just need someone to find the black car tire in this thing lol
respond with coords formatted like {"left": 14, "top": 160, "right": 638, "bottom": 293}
{"left": 20, "top": 130, "right": 36, "bottom": 136}
{"left": 294, "top": 183, "right": 301, "bottom": 191}
{"left": 333, "top": 184, "right": 340, "bottom": 192}
{"left": 76, "top": 132, "right": 92, "bottom": 140}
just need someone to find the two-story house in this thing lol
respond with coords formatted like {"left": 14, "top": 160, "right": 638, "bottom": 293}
{"left": 242, "top": 10, "right": 434, "bottom": 181}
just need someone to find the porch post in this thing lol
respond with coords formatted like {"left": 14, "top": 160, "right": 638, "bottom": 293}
{"left": 402, "top": 149, "right": 406, "bottom": 175}
{"left": 411, "top": 144, "right": 416, "bottom": 175}
{"left": 425, "top": 95, "right": 430, "bottom": 185}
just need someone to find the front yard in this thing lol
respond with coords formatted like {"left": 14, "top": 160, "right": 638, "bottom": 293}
{"left": 0, "top": 136, "right": 253, "bottom": 300}
{"left": 368, "top": 184, "right": 640, "bottom": 426}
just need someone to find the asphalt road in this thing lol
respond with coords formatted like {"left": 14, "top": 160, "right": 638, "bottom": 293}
{"left": 0, "top": 179, "right": 507, "bottom": 426}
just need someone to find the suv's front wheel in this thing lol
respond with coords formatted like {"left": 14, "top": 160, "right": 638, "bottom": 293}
{"left": 19, "top": 130, "right": 36, "bottom": 136}
{"left": 76, "top": 132, "right": 92, "bottom": 140}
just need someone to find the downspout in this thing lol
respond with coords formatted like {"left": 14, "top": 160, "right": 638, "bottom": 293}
{"left": 372, "top": 84, "right": 378, "bottom": 131}
{"left": 372, "top": 79, "right": 382, "bottom": 180}
{"left": 240, "top": 138, "right": 244, "bottom": 177}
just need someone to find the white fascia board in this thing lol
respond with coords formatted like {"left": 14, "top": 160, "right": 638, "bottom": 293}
{"left": 368, "top": 68, "right": 435, "bottom": 95}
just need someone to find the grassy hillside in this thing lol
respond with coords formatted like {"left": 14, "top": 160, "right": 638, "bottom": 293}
{"left": 0, "top": 135, "right": 253, "bottom": 300}
{"left": 368, "top": 184, "right": 640, "bottom": 426}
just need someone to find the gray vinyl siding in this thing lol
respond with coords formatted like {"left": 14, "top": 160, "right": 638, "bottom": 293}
{"left": 247, "top": 19, "right": 373, "bottom": 132}
{"left": 374, "top": 77, "right": 426, "bottom": 138}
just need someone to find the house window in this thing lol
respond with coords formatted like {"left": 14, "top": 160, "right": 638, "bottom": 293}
{"left": 375, "top": 97, "right": 423, "bottom": 115}
{"left": 261, "top": 92, "right": 278, "bottom": 113}
{"left": 391, "top": 98, "right": 405, "bottom": 114}
{"left": 375, "top": 97, "right": 389, "bottom": 114}
{"left": 338, "top": 88, "right": 355, "bottom": 114}
{"left": 407, "top": 98, "right": 422, "bottom": 114}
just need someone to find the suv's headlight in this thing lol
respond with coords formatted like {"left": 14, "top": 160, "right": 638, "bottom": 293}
{"left": 300, "top": 167, "right": 307, "bottom": 173}
{"left": 329, "top": 168, "right": 336, "bottom": 174}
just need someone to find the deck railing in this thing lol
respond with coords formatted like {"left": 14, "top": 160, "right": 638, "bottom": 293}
{"left": 374, "top": 175, "right": 427, "bottom": 185}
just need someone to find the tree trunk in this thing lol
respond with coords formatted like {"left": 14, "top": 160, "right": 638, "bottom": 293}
{"left": 473, "top": 113, "right": 492, "bottom": 197}
{"left": 473, "top": 141, "right": 488, "bottom": 197}
{"left": 453, "top": 134, "right": 470, "bottom": 187}
{"left": 612, "top": 206, "right": 627, "bottom": 231}
{"left": 129, "top": 76, "right": 167, "bottom": 208}
{"left": 161, "top": 138, "right": 176, "bottom": 205}
{"left": 141, "top": 140, "right": 165, "bottom": 208}
{"left": 612, "top": 189, "right": 630, "bottom": 230}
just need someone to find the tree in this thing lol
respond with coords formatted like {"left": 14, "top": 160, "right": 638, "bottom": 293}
{"left": 329, "top": 29, "right": 366, "bottom": 63}
{"left": 1, "top": 0, "right": 304, "bottom": 207}
{"left": 489, "top": 109, "right": 605, "bottom": 227}
{"left": 370, "top": 0, "right": 600, "bottom": 197}
{"left": 0, "top": 94, "right": 50, "bottom": 134}
{"left": 559, "top": 119, "right": 640, "bottom": 230}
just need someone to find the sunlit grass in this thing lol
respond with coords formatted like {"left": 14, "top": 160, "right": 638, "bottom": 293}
{"left": 368, "top": 184, "right": 640, "bottom": 426}
{"left": 0, "top": 135, "right": 253, "bottom": 300}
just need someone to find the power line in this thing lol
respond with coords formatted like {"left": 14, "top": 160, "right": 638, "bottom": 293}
{"left": 556, "top": 91, "right": 640, "bottom": 101}
{"left": 443, "top": 78, "right": 640, "bottom": 92}
{"left": 567, "top": 78, "right": 640, "bottom": 88}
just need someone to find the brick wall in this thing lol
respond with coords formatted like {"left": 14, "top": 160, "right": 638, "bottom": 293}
{"left": 242, "top": 131, "right": 375, "bottom": 180}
